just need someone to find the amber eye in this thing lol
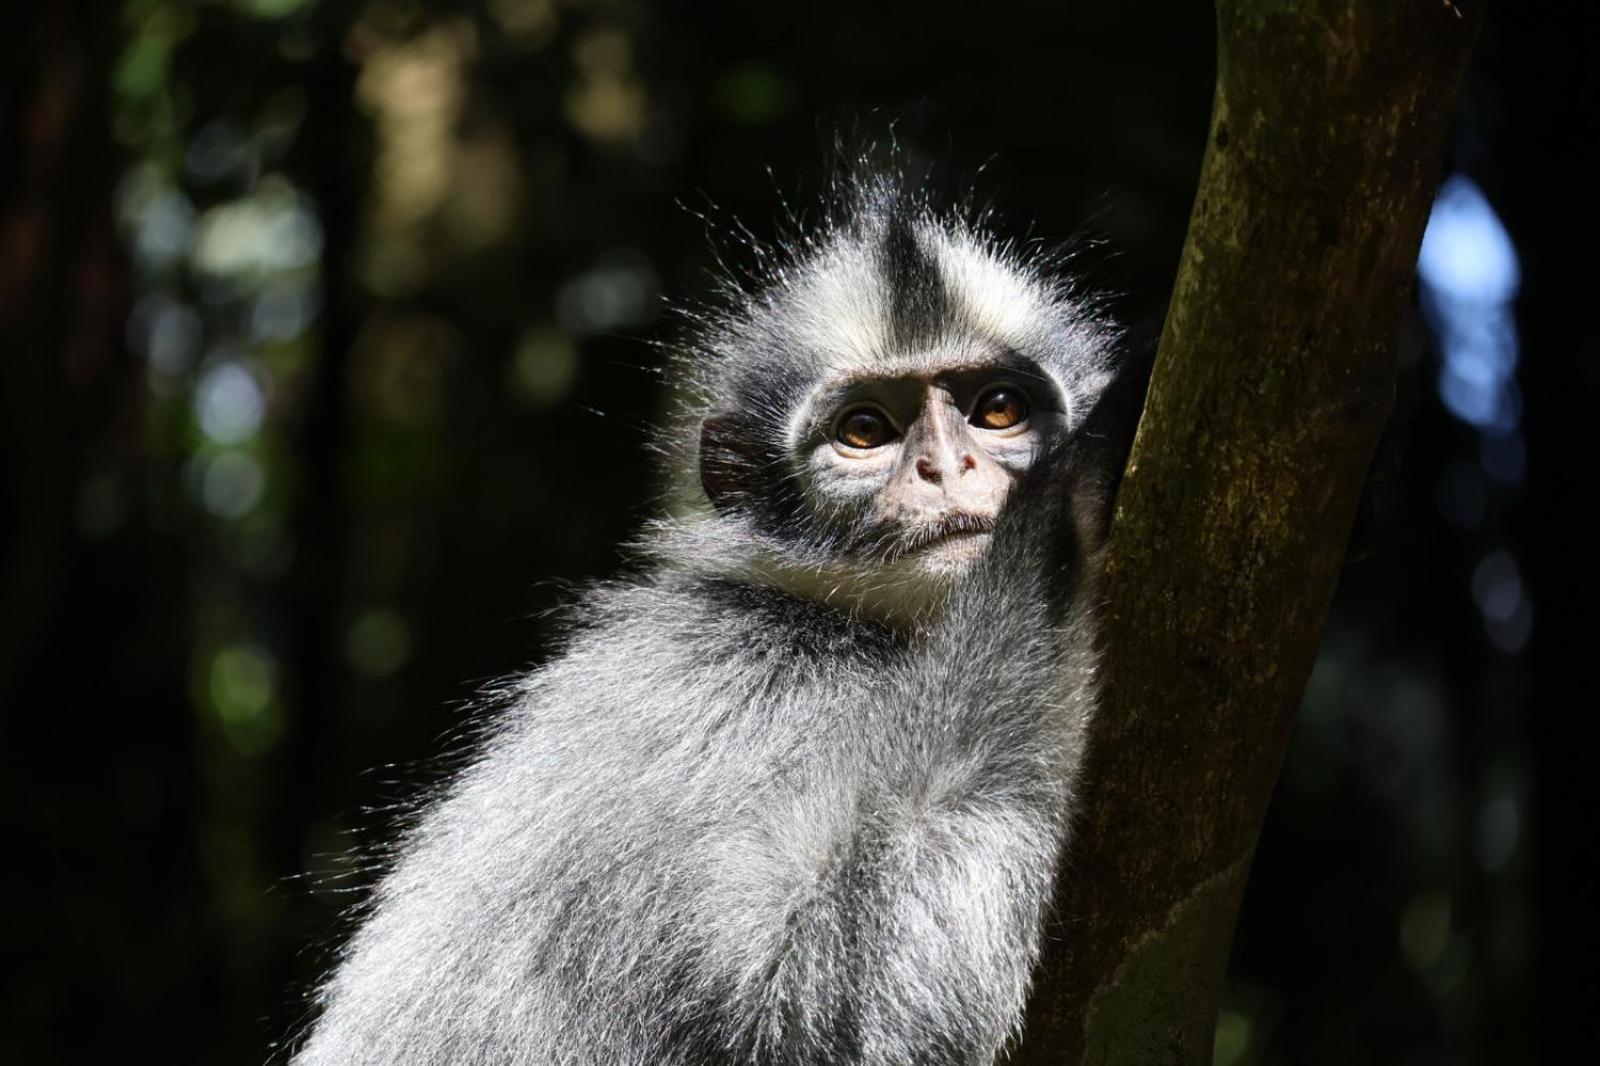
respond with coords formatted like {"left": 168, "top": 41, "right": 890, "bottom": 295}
{"left": 972, "top": 386, "right": 1029, "bottom": 430}
{"left": 835, "top": 407, "right": 896, "bottom": 449}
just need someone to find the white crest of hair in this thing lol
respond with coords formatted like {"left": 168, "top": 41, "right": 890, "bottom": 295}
{"left": 786, "top": 242, "right": 893, "bottom": 371}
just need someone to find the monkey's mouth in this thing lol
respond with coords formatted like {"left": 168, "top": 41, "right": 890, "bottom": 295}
{"left": 889, "top": 514, "right": 998, "bottom": 563}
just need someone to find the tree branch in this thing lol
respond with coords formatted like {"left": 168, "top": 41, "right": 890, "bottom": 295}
{"left": 1017, "top": 2, "right": 1484, "bottom": 1061}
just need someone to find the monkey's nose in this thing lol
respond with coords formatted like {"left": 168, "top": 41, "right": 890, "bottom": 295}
{"left": 915, "top": 453, "right": 977, "bottom": 483}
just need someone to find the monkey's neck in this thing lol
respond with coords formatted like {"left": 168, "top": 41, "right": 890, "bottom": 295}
{"left": 735, "top": 554, "right": 952, "bottom": 631}
{"left": 648, "top": 516, "right": 953, "bottom": 632}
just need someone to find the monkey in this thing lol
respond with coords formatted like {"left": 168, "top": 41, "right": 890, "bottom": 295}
{"left": 292, "top": 167, "right": 1139, "bottom": 1066}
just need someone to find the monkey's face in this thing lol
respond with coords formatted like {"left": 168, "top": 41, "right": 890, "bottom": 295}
{"left": 686, "top": 198, "right": 1116, "bottom": 623}
{"left": 793, "top": 356, "right": 1070, "bottom": 581}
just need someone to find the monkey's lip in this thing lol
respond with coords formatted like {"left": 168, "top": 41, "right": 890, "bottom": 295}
{"left": 914, "top": 528, "right": 991, "bottom": 550}
{"left": 897, "top": 516, "right": 997, "bottom": 558}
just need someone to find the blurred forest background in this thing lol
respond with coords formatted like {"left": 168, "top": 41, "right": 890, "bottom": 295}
{"left": 1, "top": 1, "right": 1591, "bottom": 1062}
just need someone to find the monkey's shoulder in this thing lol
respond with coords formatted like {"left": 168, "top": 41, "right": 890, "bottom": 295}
{"left": 464, "top": 573, "right": 910, "bottom": 769}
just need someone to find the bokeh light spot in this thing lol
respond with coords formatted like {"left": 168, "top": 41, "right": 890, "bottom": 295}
{"left": 191, "top": 177, "right": 323, "bottom": 282}
{"left": 209, "top": 645, "right": 273, "bottom": 722}
{"left": 200, "top": 450, "right": 267, "bottom": 520}
{"left": 195, "top": 359, "right": 267, "bottom": 444}
{"left": 1474, "top": 795, "right": 1521, "bottom": 872}
{"left": 1399, "top": 890, "right": 1452, "bottom": 972}
{"left": 1471, "top": 550, "right": 1533, "bottom": 653}
{"left": 713, "top": 63, "right": 797, "bottom": 126}
{"left": 556, "top": 250, "right": 659, "bottom": 335}
{"left": 1418, "top": 175, "right": 1519, "bottom": 304}
{"left": 1212, "top": 1010, "right": 1252, "bottom": 1066}
{"left": 346, "top": 609, "right": 413, "bottom": 678}
{"left": 509, "top": 326, "right": 579, "bottom": 409}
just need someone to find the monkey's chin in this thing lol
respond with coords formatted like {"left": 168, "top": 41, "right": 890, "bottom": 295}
{"left": 738, "top": 531, "right": 993, "bottom": 628}
{"left": 906, "top": 530, "right": 993, "bottom": 578}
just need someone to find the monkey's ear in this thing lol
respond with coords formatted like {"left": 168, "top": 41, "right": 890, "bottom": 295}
{"left": 1063, "top": 342, "right": 1155, "bottom": 544}
{"left": 1071, "top": 345, "right": 1153, "bottom": 486}
{"left": 699, "top": 413, "right": 761, "bottom": 513}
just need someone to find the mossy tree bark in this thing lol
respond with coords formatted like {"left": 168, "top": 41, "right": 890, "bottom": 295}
{"left": 1015, "top": 2, "right": 1484, "bottom": 1062}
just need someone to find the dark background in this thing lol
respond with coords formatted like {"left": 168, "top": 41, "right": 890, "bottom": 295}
{"left": 2, "top": 1, "right": 1591, "bottom": 1062}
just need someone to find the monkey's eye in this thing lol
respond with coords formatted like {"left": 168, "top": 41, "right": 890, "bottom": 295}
{"left": 835, "top": 406, "right": 897, "bottom": 449}
{"left": 971, "top": 386, "right": 1029, "bottom": 430}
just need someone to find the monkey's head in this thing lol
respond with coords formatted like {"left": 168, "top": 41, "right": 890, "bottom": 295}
{"left": 667, "top": 173, "right": 1121, "bottom": 623}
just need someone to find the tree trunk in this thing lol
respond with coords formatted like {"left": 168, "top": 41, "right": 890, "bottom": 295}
{"left": 1016, "top": 2, "right": 1484, "bottom": 1062}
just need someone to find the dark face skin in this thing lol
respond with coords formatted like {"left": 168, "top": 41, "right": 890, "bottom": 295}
{"left": 798, "top": 361, "right": 1069, "bottom": 579}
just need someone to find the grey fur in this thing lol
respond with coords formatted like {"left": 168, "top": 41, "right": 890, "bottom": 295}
{"left": 293, "top": 170, "right": 1124, "bottom": 1066}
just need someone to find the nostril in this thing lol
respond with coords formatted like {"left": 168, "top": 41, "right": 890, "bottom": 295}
{"left": 915, "top": 458, "right": 942, "bottom": 483}
{"left": 959, "top": 453, "right": 977, "bottom": 472}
